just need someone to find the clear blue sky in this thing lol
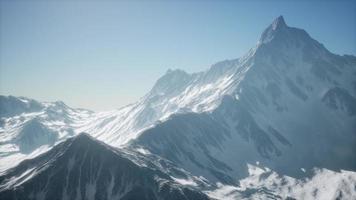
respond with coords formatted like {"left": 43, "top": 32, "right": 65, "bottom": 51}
{"left": 1, "top": 0, "right": 355, "bottom": 111}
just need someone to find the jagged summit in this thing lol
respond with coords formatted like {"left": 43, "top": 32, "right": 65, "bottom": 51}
{"left": 255, "top": 15, "right": 331, "bottom": 60}
{"left": 271, "top": 15, "right": 287, "bottom": 30}
{"left": 259, "top": 15, "right": 290, "bottom": 44}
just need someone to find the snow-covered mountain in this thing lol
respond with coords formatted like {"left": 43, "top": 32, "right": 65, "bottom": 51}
{"left": 0, "top": 16, "right": 355, "bottom": 199}
{"left": 0, "top": 96, "right": 44, "bottom": 118}
{"left": 206, "top": 164, "right": 356, "bottom": 200}
{"left": 0, "top": 96, "right": 94, "bottom": 172}
{"left": 0, "top": 133, "right": 210, "bottom": 200}
{"left": 128, "top": 16, "right": 356, "bottom": 185}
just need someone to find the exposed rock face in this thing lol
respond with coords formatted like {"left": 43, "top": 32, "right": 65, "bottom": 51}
{"left": 0, "top": 134, "right": 210, "bottom": 200}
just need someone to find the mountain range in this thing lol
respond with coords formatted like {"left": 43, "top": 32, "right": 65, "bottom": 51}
{"left": 0, "top": 16, "right": 355, "bottom": 199}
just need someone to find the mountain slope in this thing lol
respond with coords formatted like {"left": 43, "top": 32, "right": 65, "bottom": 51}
{"left": 206, "top": 164, "right": 356, "bottom": 200}
{"left": 129, "top": 16, "right": 356, "bottom": 184}
{"left": 0, "top": 133, "right": 210, "bottom": 200}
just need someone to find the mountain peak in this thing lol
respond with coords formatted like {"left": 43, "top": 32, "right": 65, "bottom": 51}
{"left": 271, "top": 15, "right": 287, "bottom": 30}
{"left": 150, "top": 69, "right": 192, "bottom": 96}
{"left": 71, "top": 132, "right": 97, "bottom": 144}
{"left": 257, "top": 15, "right": 328, "bottom": 57}
{"left": 259, "top": 15, "right": 289, "bottom": 44}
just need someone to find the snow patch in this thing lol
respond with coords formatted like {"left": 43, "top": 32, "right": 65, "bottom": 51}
{"left": 172, "top": 177, "right": 198, "bottom": 187}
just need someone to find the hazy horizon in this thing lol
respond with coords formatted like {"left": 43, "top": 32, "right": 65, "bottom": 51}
{"left": 1, "top": 0, "right": 355, "bottom": 111}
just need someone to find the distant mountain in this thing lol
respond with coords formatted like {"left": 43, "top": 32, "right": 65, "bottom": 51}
{"left": 0, "top": 96, "right": 44, "bottom": 118}
{"left": 0, "top": 16, "right": 355, "bottom": 199}
{"left": 0, "top": 98, "right": 92, "bottom": 171}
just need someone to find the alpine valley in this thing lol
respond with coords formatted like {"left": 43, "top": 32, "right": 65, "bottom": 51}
{"left": 0, "top": 16, "right": 355, "bottom": 200}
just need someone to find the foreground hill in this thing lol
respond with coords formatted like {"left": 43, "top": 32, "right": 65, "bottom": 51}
{"left": 0, "top": 133, "right": 210, "bottom": 200}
